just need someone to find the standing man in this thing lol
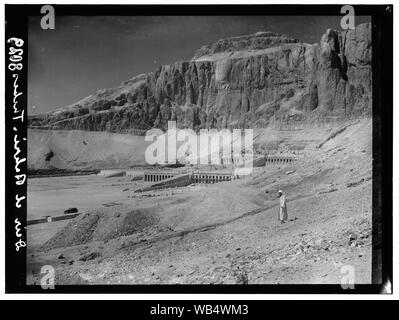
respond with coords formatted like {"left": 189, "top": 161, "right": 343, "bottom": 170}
{"left": 278, "top": 190, "right": 288, "bottom": 223}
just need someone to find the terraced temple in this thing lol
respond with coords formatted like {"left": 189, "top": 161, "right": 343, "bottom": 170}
{"left": 143, "top": 170, "right": 232, "bottom": 185}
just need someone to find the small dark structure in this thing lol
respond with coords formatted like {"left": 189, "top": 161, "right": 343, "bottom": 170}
{"left": 64, "top": 207, "right": 78, "bottom": 214}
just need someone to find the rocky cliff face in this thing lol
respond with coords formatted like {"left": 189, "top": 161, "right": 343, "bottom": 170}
{"left": 29, "top": 23, "right": 372, "bottom": 132}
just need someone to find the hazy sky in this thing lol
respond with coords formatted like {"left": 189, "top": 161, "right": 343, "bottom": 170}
{"left": 28, "top": 15, "right": 370, "bottom": 115}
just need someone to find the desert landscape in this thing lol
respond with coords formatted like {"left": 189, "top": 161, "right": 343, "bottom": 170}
{"left": 27, "top": 22, "right": 373, "bottom": 285}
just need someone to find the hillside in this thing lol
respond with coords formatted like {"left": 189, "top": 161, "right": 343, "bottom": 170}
{"left": 27, "top": 118, "right": 372, "bottom": 284}
{"left": 28, "top": 129, "right": 149, "bottom": 170}
{"left": 28, "top": 24, "right": 371, "bottom": 132}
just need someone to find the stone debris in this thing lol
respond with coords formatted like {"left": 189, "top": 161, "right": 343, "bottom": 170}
{"left": 79, "top": 251, "right": 102, "bottom": 262}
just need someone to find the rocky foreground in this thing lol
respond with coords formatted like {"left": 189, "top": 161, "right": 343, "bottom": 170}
{"left": 27, "top": 119, "right": 372, "bottom": 285}
{"left": 29, "top": 24, "right": 371, "bottom": 132}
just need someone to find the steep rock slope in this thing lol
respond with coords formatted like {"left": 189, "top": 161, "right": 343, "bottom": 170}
{"left": 29, "top": 24, "right": 371, "bottom": 132}
{"left": 28, "top": 129, "right": 149, "bottom": 169}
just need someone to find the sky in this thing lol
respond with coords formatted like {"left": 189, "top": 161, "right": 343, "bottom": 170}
{"left": 28, "top": 15, "right": 370, "bottom": 115}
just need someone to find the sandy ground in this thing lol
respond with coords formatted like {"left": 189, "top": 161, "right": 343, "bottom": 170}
{"left": 28, "top": 175, "right": 141, "bottom": 219}
{"left": 27, "top": 118, "right": 372, "bottom": 285}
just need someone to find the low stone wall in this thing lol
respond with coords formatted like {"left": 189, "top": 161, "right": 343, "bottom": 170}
{"left": 98, "top": 170, "right": 126, "bottom": 177}
{"left": 126, "top": 170, "right": 144, "bottom": 180}
{"left": 27, "top": 212, "right": 81, "bottom": 225}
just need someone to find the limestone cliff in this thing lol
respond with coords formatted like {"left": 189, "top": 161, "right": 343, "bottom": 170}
{"left": 28, "top": 23, "right": 371, "bottom": 132}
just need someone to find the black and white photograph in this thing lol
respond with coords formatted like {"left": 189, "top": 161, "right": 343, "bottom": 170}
{"left": 3, "top": 3, "right": 393, "bottom": 295}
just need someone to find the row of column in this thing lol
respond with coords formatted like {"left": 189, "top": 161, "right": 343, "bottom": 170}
{"left": 265, "top": 158, "right": 294, "bottom": 164}
{"left": 144, "top": 173, "right": 175, "bottom": 182}
{"left": 143, "top": 172, "right": 235, "bottom": 184}
{"left": 193, "top": 174, "right": 232, "bottom": 184}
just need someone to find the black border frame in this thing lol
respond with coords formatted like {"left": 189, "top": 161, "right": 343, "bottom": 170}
{"left": 4, "top": 4, "right": 393, "bottom": 294}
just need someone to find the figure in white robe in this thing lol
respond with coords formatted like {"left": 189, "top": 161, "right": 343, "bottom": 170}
{"left": 278, "top": 190, "right": 288, "bottom": 223}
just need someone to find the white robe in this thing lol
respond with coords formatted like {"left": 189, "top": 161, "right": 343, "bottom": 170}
{"left": 279, "top": 194, "right": 288, "bottom": 221}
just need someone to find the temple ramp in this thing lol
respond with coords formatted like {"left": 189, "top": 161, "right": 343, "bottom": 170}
{"left": 135, "top": 174, "right": 192, "bottom": 192}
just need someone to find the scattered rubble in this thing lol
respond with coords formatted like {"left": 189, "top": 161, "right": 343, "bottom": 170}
{"left": 79, "top": 252, "right": 101, "bottom": 262}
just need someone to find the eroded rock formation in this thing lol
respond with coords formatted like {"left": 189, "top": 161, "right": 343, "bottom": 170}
{"left": 29, "top": 23, "right": 371, "bottom": 132}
